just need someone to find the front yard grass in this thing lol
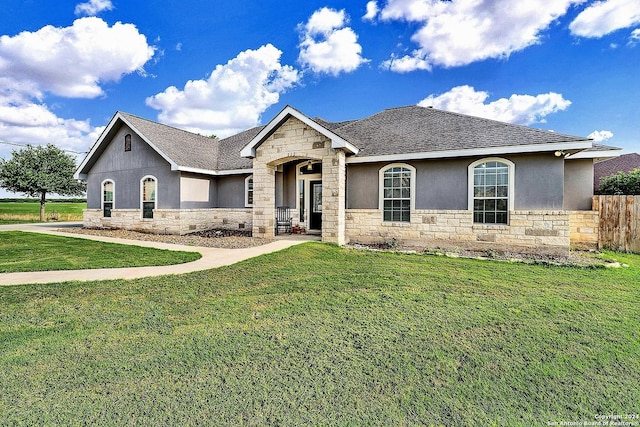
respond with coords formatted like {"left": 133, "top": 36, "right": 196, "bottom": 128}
{"left": 0, "top": 243, "right": 638, "bottom": 426}
{"left": 0, "top": 231, "right": 201, "bottom": 273}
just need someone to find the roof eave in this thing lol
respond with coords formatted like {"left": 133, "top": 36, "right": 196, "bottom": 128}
{"left": 177, "top": 166, "right": 251, "bottom": 176}
{"left": 74, "top": 111, "right": 123, "bottom": 179}
{"left": 345, "top": 140, "right": 593, "bottom": 164}
{"left": 566, "top": 148, "right": 622, "bottom": 160}
{"left": 240, "top": 105, "right": 359, "bottom": 158}
{"left": 74, "top": 111, "right": 181, "bottom": 179}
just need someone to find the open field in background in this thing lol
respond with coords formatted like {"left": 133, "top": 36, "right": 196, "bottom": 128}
{"left": 0, "top": 200, "right": 86, "bottom": 223}
{"left": 0, "top": 231, "right": 201, "bottom": 273}
{"left": 1, "top": 242, "right": 638, "bottom": 426}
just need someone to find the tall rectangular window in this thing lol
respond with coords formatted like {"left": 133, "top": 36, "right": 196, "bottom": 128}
{"left": 246, "top": 177, "right": 253, "bottom": 206}
{"left": 382, "top": 166, "right": 412, "bottom": 222}
{"left": 473, "top": 161, "right": 509, "bottom": 224}
{"left": 142, "top": 177, "right": 156, "bottom": 219}
{"left": 103, "top": 181, "right": 113, "bottom": 218}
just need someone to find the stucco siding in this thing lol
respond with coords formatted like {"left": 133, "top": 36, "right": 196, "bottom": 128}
{"left": 86, "top": 124, "right": 180, "bottom": 210}
{"left": 179, "top": 172, "right": 217, "bottom": 209}
{"left": 346, "top": 163, "right": 378, "bottom": 209}
{"left": 217, "top": 174, "right": 249, "bottom": 208}
{"left": 513, "top": 154, "right": 564, "bottom": 210}
{"left": 564, "top": 159, "right": 594, "bottom": 210}
{"left": 346, "top": 154, "right": 566, "bottom": 211}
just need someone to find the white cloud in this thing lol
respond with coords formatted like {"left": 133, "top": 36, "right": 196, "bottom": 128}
{"left": 75, "top": 0, "right": 114, "bottom": 16}
{"left": 0, "top": 17, "right": 155, "bottom": 99}
{"left": 0, "top": 102, "right": 102, "bottom": 162}
{"left": 298, "top": 7, "right": 368, "bottom": 76}
{"left": 569, "top": 0, "right": 640, "bottom": 38}
{"left": 417, "top": 85, "right": 572, "bottom": 125}
{"left": 629, "top": 28, "right": 640, "bottom": 44}
{"left": 363, "top": 1, "right": 379, "bottom": 21}
{"left": 376, "top": 0, "right": 584, "bottom": 72}
{"left": 0, "top": 17, "right": 152, "bottom": 160}
{"left": 146, "top": 44, "right": 300, "bottom": 137}
{"left": 588, "top": 130, "right": 614, "bottom": 142}
{"left": 381, "top": 51, "right": 431, "bottom": 72}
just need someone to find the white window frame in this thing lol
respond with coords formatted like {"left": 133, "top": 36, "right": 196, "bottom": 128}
{"left": 468, "top": 158, "right": 515, "bottom": 224}
{"left": 101, "top": 179, "right": 114, "bottom": 217}
{"left": 140, "top": 175, "right": 157, "bottom": 219}
{"left": 245, "top": 175, "right": 254, "bottom": 207}
{"left": 379, "top": 163, "right": 416, "bottom": 223}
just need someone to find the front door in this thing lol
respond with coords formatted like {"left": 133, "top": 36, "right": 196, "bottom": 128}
{"left": 309, "top": 180, "right": 322, "bottom": 230}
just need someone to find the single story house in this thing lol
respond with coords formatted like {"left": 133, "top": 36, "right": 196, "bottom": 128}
{"left": 75, "top": 105, "right": 620, "bottom": 247}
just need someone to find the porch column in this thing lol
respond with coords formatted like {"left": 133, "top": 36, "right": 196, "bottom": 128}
{"left": 252, "top": 159, "right": 276, "bottom": 239}
{"left": 322, "top": 150, "right": 346, "bottom": 245}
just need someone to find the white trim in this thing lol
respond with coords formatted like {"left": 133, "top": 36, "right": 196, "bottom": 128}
{"left": 566, "top": 148, "right": 622, "bottom": 160}
{"left": 346, "top": 141, "right": 593, "bottom": 164}
{"left": 467, "top": 158, "right": 515, "bottom": 220}
{"left": 101, "top": 179, "right": 114, "bottom": 216}
{"left": 140, "top": 175, "right": 157, "bottom": 219}
{"left": 176, "top": 166, "right": 251, "bottom": 176}
{"left": 245, "top": 175, "right": 254, "bottom": 208}
{"left": 240, "top": 105, "right": 359, "bottom": 158}
{"left": 379, "top": 163, "right": 416, "bottom": 223}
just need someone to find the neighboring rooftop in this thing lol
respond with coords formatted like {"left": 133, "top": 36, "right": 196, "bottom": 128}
{"left": 594, "top": 152, "right": 640, "bottom": 190}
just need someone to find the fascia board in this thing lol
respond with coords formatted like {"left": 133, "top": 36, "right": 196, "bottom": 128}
{"left": 566, "top": 148, "right": 622, "bottom": 160}
{"left": 345, "top": 141, "right": 593, "bottom": 164}
{"left": 74, "top": 112, "right": 123, "bottom": 179}
{"left": 240, "top": 106, "right": 359, "bottom": 158}
{"left": 121, "top": 117, "right": 180, "bottom": 171}
{"left": 177, "top": 166, "right": 251, "bottom": 176}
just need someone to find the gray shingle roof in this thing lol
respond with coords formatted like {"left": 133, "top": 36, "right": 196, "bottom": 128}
{"left": 99, "top": 106, "right": 590, "bottom": 175}
{"left": 216, "top": 126, "right": 262, "bottom": 170}
{"left": 120, "top": 112, "right": 220, "bottom": 171}
{"left": 329, "top": 106, "right": 589, "bottom": 157}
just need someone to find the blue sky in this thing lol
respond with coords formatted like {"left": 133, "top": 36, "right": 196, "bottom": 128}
{"left": 1, "top": 0, "right": 639, "bottom": 197}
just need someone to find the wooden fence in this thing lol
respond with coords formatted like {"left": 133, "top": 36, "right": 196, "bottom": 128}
{"left": 595, "top": 195, "right": 640, "bottom": 253}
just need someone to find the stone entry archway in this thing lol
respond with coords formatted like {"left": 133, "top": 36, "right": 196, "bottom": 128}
{"left": 250, "top": 116, "right": 346, "bottom": 245}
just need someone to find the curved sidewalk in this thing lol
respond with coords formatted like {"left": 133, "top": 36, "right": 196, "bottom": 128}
{"left": 0, "top": 223, "right": 307, "bottom": 286}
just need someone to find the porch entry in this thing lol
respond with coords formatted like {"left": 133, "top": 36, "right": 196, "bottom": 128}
{"left": 310, "top": 180, "right": 322, "bottom": 230}
{"left": 297, "top": 161, "right": 322, "bottom": 231}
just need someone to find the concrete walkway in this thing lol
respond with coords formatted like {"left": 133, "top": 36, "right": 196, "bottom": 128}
{"left": 0, "top": 222, "right": 307, "bottom": 286}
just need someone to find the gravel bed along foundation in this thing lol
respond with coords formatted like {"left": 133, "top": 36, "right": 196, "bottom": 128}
{"left": 61, "top": 227, "right": 273, "bottom": 249}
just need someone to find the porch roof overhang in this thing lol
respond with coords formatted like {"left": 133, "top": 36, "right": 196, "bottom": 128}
{"left": 239, "top": 105, "right": 359, "bottom": 158}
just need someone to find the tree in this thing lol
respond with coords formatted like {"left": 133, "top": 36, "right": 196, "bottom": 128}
{"left": 0, "top": 144, "right": 86, "bottom": 221}
{"left": 597, "top": 168, "right": 640, "bottom": 195}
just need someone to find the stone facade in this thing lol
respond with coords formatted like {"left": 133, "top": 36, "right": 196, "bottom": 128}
{"left": 346, "top": 209, "right": 572, "bottom": 247}
{"left": 252, "top": 116, "right": 347, "bottom": 244}
{"left": 83, "top": 208, "right": 252, "bottom": 235}
{"left": 569, "top": 210, "right": 600, "bottom": 249}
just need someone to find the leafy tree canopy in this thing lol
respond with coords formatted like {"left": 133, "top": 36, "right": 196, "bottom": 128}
{"left": 597, "top": 167, "right": 640, "bottom": 195}
{"left": 0, "top": 144, "right": 86, "bottom": 220}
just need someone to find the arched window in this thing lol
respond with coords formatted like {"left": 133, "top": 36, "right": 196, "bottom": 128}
{"left": 379, "top": 163, "right": 415, "bottom": 222}
{"left": 124, "top": 134, "right": 132, "bottom": 152}
{"left": 245, "top": 175, "right": 254, "bottom": 207}
{"left": 468, "top": 158, "right": 514, "bottom": 224}
{"left": 102, "top": 180, "right": 114, "bottom": 217}
{"left": 141, "top": 176, "right": 157, "bottom": 219}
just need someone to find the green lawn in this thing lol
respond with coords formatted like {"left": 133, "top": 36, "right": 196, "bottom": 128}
{"left": 0, "top": 201, "right": 86, "bottom": 223}
{"left": 0, "top": 243, "right": 638, "bottom": 426}
{"left": 0, "top": 231, "right": 201, "bottom": 272}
